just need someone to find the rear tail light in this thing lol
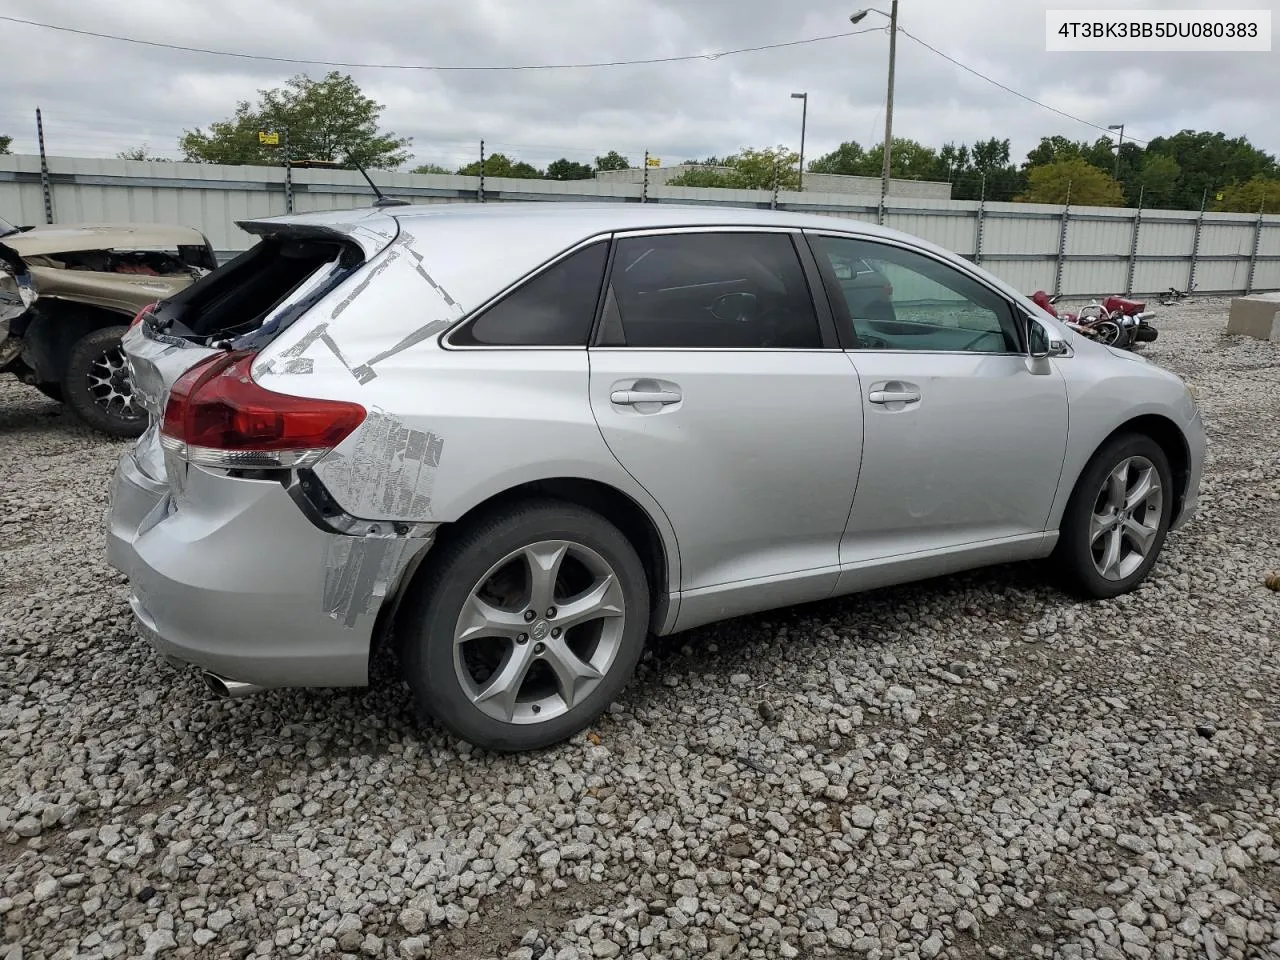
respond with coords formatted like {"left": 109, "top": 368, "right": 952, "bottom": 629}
{"left": 160, "top": 351, "right": 367, "bottom": 469}
{"left": 129, "top": 302, "right": 158, "bottom": 330}
{"left": 882, "top": 283, "right": 894, "bottom": 297}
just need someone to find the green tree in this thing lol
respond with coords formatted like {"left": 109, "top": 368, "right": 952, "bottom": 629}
{"left": 807, "top": 141, "right": 870, "bottom": 176}
{"left": 117, "top": 144, "right": 169, "bottom": 161}
{"left": 455, "top": 153, "right": 543, "bottom": 179}
{"left": 594, "top": 150, "right": 631, "bottom": 171}
{"left": 1128, "top": 154, "right": 1181, "bottom": 208}
{"left": 1144, "top": 129, "right": 1277, "bottom": 210}
{"left": 1215, "top": 175, "right": 1280, "bottom": 214}
{"left": 1024, "top": 135, "right": 1089, "bottom": 169}
{"left": 1015, "top": 157, "right": 1125, "bottom": 206}
{"left": 180, "top": 71, "right": 411, "bottom": 169}
{"left": 411, "top": 162, "right": 451, "bottom": 174}
{"left": 667, "top": 146, "right": 800, "bottom": 190}
{"left": 807, "top": 138, "right": 944, "bottom": 181}
{"left": 953, "top": 137, "right": 1025, "bottom": 201}
{"left": 546, "top": 158, "right": 594, "bottom": 180}
{"left": 0, "top": 134, "right": 10, "bottom": 155}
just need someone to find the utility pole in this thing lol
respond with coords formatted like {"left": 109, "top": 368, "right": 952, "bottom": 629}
{"left": 1108, "top": 123, "right": 1125, "bottom": 180}
{"left": 880, "top": 0, "right": 899, "bottom": 220}
{"left": 791, "top": 92, "right": 808, "bottom": 193}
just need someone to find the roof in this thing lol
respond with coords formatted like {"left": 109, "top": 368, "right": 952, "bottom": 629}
{"left": 239, "top": 201, "right": 1032, "bottom": 315}
{"left": 1, "top": 222, "right": 208, "bottom": 258}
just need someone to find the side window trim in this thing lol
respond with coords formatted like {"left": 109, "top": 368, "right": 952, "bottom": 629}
{"left": 443, "top": 234, "right": 613, "bottom": 350}
{"left": 802, "top": 229, "right": 1029, "bottom": 355}
{"left": 590, "top": 226, "right": 836, "bottom": 351}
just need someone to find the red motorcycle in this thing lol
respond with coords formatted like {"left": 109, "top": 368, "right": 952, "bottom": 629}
{"left": 1030, "top": 291, "right": 1158, "bottom": 350}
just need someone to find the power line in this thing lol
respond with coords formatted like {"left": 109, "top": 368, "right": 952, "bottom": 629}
{"left": 0, "top": 14, "right": 1150, "bottom": 149}
{"left": 896, "top": 27, "right": 1149, "bottom": 146}
{"left": 0, "top": 15, "right": 881, "bottom": 70}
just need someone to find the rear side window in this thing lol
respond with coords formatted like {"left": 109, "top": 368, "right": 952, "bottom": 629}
{"left": 453, "top": 241, "right": 609, "bottom": 347}
{"left": 597, "top": 232, "right": 822, "bottom": 349}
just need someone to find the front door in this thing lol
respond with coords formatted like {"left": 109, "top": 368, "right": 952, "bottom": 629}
{"left": 806, "top": 232, "right": 1070, "bottom": 569}
{"left": 588, "top": 229, "right": 864, "bottom": 622}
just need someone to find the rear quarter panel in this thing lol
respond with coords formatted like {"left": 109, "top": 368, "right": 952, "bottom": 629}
{"left": 251, "top": 220, "right": 682, "bottom": 596}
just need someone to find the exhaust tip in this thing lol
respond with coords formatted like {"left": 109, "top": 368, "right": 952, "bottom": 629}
{"left": 201, "top": 671, "right": 264, "bottom": 699}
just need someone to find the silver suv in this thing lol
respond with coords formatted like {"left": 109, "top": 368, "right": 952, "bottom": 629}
{"left": 107, "top": 203, "right": 1204, "bottom": 751}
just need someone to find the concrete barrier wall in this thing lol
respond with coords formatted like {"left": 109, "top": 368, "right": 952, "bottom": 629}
{"left": 3, "top": 154, "right": 1278, "bottom": 296}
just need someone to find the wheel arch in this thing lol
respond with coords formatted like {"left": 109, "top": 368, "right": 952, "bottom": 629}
{"left": 374, "top": 476, "right": 681, "bottom": 670}
{"left": 18, "top": 299, "right": 133, "bottom": 385}
{"left": 1060, "top": 413, "right": 1192, "bottom": 527}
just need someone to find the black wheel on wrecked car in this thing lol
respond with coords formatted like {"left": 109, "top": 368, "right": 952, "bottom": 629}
{"left": 62, "top": 325, "right": 148, "bottom": 438}
{"left": 401, "top": 499, "right": 650, "bottom": 752}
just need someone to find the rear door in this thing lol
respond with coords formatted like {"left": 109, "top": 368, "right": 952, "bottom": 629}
{"left": 806, "top": 231, "right": 1069, "bottom": 571}
{"left": 588, "top": 228, "right": 864, "bottom": 610}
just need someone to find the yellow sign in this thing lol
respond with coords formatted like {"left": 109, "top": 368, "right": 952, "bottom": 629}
{"left": 258, "top": 131, "right": 280, "bottom": 146}
{"left": 646, "top": 156, "right": 661, "bottom": 168}
{"left": 1215, "top": 192, "right": 1224, "bottom": 201}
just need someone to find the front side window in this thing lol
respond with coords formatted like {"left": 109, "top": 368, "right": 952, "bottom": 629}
{"left": 812, "top": 235, "right": 1022, "bottom": 354}
{"left": 453, "top": 241, "right": 608, "bottom": 346}
{"left": 597, "top": 232, "right": 823, "bottom": 349}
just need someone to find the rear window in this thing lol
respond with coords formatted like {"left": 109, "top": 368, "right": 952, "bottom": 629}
{"left": 151, "top": 238, "right": 362, "bottom": 346}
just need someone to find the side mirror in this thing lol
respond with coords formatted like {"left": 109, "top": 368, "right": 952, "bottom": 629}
{"left": 1028, "top": 318, "right": 1069, "bottom": 359}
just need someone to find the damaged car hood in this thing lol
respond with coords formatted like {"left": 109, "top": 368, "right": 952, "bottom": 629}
{"left": 0, "top": 223, "right": 208, "bottom": 258}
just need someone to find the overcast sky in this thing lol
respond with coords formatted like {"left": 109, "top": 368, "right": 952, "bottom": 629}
{"left": 0, "top": 0, "right": 1275, "bottom": 173}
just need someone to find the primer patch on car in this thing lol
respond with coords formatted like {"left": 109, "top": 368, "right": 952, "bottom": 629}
{"left": 315, "top": 407, "right": 444, "bottom": 520}
{"left": 322, "top": 536, "right": 404, "bottom": 627}
{"left": 330, "top": 246, "right": 403, "bottom": 320}
{"left": 349, "top": 318, "right": 454, "bottom": 384}
{"left": 274, "top": 321, "right": 356, "bottom": 376}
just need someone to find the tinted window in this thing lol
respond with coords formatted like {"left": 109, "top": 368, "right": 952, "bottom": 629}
{"left": 455, "top": 241, "right": 608, "bottom": 346}
{"left": 813, "top": 235, "right": 1021, "bottom": 354}
{"left": 599, "top": 233, "right": 823, "bottom": 349}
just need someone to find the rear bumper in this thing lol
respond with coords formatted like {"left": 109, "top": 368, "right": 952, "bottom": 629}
{"left": 106, "top": 448, "right": 431, "bottom": 689}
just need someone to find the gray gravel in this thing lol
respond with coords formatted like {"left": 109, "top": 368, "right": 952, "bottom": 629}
{"left": 2, "top": 297, "right": 1278, "bottom": 960}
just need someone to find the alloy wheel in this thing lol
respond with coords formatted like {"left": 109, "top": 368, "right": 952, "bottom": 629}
{"left": 452, "top": 540, "right": 626, "bottom": 725}
{"left": 86, "top": 346, "right": 143, "bottom": 423}
{"left": 1089, "top": 455, "right": 1163, "bottom": 581}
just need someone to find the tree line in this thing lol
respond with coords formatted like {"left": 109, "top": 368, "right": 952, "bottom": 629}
{"left": 8, "top": 71, "right": 1279, "bottom": 213}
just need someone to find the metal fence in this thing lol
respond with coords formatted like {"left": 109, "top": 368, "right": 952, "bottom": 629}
{"left": 3, "top": 153, "right": 1279, "bottom": 297}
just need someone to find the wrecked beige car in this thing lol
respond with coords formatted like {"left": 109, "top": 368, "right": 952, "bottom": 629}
{"left": 0, "top": 216, "right": 216, "bottom": 437}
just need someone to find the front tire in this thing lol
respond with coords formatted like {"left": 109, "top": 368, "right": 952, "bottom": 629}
{"left": 402, "top": 500, "right": 650, "bottom": 752}
{"left": 62, "top": 326, "right": 147, "bottom": 438}
{"left": 1056, "top": 433, "right": 1173, "bottom": 599}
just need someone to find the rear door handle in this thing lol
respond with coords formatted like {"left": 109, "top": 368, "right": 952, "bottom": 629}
{"left": 868, "top": 389, "right": 920, "bottom": 404}
{"left": 611, "top": 389, "right": 682, "bottom": 406}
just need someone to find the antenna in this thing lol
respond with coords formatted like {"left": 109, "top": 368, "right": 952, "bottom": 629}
{"left": 290, "top": 158, "right": 411, "bottom": 207}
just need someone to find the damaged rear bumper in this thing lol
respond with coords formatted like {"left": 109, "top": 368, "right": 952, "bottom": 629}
{"left": 106, "top": 447, "right": 434, "bottom": 689}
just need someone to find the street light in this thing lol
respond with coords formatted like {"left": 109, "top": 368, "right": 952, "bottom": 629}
{"left": 1108, "top": 123, "right": 1125, "bottom": 180}
{"left": 851, "top": 3, "right": 899, "bottom": 215}
{"left": 791, "top": 92, "right": 808, "bottom": 192}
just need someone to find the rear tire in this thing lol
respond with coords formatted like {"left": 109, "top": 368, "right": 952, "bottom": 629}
{"left": 1055, "top": 433, "right": 1173, "bottom": 599}
{"left": 62, "top": 326, "right": 148, "bottom": 438}
{"left": 402, "top": 499, "right": 650, "bottom": 752}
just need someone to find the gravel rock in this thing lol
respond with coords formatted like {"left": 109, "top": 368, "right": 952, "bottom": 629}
{"left": 0, "top": 300, "right": 1276, "bottom": 959}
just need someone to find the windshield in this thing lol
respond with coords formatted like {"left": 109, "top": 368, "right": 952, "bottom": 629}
{"left": 0, "top": 215, "right": 18, "bottom": 239}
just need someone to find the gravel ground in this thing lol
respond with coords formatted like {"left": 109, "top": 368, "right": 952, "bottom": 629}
{"left": 1, "top": 298, "right": 1278, "bottom": 960}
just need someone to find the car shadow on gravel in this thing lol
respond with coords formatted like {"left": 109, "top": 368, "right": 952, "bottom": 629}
{"left": 0, "top": 390, "right": 102, "bottom": 439}
{"left": 151, "top": 560, "right": 1053, "bottom": 767}
{"left": 636, "top": 559, "right": 1052, "bottom": 683}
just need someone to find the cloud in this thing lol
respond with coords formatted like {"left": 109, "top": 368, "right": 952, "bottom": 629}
{"left": 0, "top": 0, "right": 1275, "bottom": 172}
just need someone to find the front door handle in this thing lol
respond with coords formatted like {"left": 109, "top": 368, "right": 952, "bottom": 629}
{"left": 868, "top": 389, "right": 920, "bottom": 404}
{"left": 611, "top": 389, "right": 682, "bottom": 406}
